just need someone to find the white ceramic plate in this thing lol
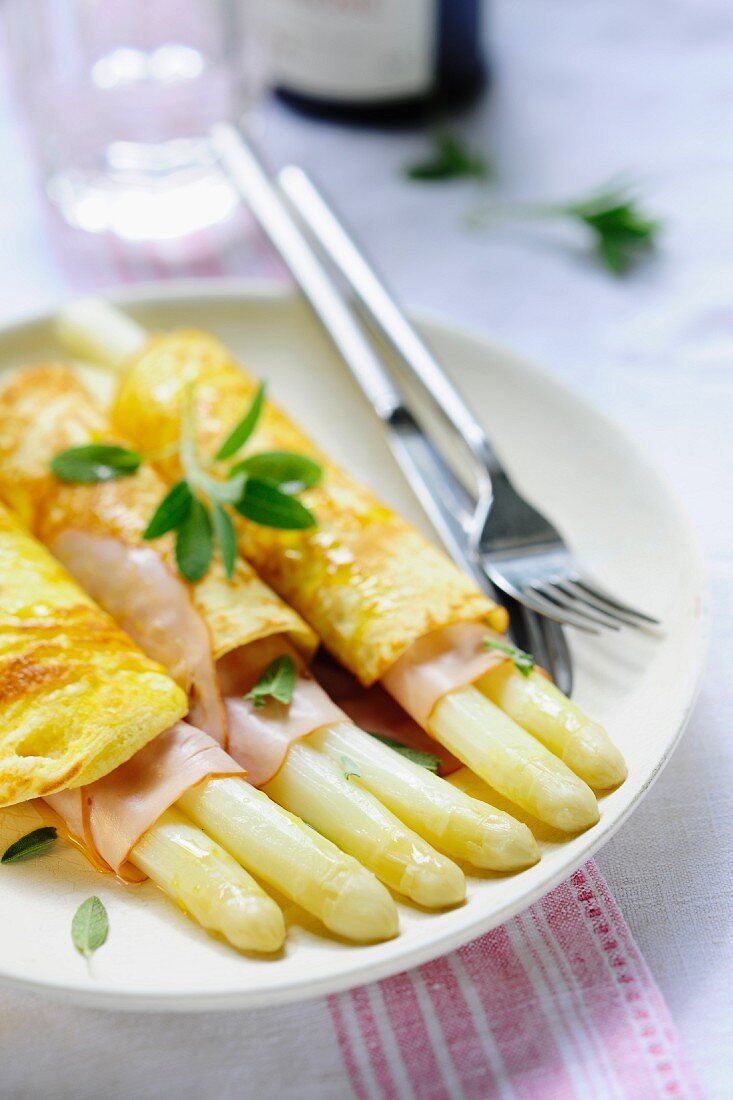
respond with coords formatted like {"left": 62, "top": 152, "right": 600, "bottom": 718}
{"left": 0, "top": 280, "right": 707, "bottom": 1011}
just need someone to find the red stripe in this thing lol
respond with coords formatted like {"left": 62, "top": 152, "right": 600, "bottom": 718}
{"left": 528, "top": 892, "right": 616, "bottom": 1095}
{"left": 420, "top": 954, "right": 498, "bottom": 1099}
{"left": 349, "top": 983, "right": 400, "bottom": 1099}
{"left": 473, "top": 917, "right": 579, "bottom": 1100}
{"left": 543, "top": 870, "right": 664, "bottom": 1096}
{"left": 379, "top": 968, "right": 449, "bottom": 1098}
{"left": 581, "top": 862, "right": 701, "bottom": 1098}
{"left": 327, "top": 992, "right": 369, "bottom": 1100}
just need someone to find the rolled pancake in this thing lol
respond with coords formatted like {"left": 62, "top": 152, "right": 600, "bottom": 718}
{"left": 0, "top": 503, "right": 187, "bottom": 807}
{"left": 112, "top": 330, "right": 508, "bottom": 686}
{"left": 0, "top": 365, "right": 317, "bottom": 744}
{"left": 0, "top": 365, "right": 340, "bottom": 784}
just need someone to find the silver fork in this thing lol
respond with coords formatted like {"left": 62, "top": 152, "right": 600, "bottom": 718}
{"left": 274, "top": 162, "right": 660, "bottom": 637}
{"left": 210, "top": 125, "right": 643, "bottom": 698}
{"left": 468, "top": 475, "right": 660, "bottom": 633}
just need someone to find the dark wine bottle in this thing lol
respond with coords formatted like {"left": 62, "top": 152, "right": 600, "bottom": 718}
{"left": 262, "top": 0, "right": 487, "bottom": 125}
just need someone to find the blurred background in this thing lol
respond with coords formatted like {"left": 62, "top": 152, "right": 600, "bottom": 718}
{"left": 0, "top": 3, "right": 730, "bottom": 1095}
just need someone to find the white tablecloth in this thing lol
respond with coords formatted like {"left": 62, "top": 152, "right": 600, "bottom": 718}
{"left": 0, "top": 1, "right": 730, "bottom": 1096}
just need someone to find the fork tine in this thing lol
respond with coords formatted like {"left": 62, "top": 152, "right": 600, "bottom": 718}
{"left": 559, "top": 580, "right": 652, "bottom": 629}
{"left": 572, "top": 578, "right": 661, "bottom": 626}
{"left": 542, "top": 582, "right": 625, "bottom": 631}
{"left": 518, "top": 586, "right": 601, "bottom": 633}
{"left": 540, "top": 616, "right": 573, "bottom": 696}
{"left": 533, "top": 583, "right": 621, "bottom": 631}
{"left": 490, "top": 573, "right": 598, "bottom": 633}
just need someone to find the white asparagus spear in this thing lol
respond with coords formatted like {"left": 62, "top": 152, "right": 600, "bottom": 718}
{"left": 264, "top": 740, "right": 465, "bottom": 907}
{"left": 58, "top": 297, "right": 146, "bottom": 367}
{"left": 178, "top": 778, "right": 398, "bottom": 943}
{"left": 55, "top": 300, "right": 602, "bottom": 835}
{"left": 429, "top": 686, "right": 600, "bottom": 833}
{"left": 476, "top": 666, "right": 627, "bottom": 790}
{"left": 130, "top": 807, "right": 285, "bottom": 952}
{"left": 308, "top": 722, "right": 539, "bottom": 871}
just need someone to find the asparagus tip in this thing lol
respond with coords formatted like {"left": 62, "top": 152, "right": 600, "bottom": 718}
{"left": 325, "top": 872, "right": 400, "bottom": 943}
{"left": 221, "top": 893, "right": 286, "bottom": 954}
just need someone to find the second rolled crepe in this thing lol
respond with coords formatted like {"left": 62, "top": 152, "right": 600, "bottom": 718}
{"left": 112, "top": 330, "right": 509, "bottom": 686}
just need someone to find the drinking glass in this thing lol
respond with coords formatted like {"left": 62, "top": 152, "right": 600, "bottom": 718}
{"left": 5, "top": 0, "right": 263, "bottom": 244}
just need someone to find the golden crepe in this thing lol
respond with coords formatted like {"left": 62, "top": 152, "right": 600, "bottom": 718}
{"left": 0, "top": 502, "right": 187, "bottom": 807}
{"left": 112, "top": 330, "right": 508, "bottom": 685}
{"left": 0, "top": 364, "right": 344, "bottom": 783}
{"left": 0, "top": 365, "right": 317, "bottom": 742}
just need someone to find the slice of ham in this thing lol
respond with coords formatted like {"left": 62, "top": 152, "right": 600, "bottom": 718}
{"left": 51, "top": 530, "right": 227, "bottom": 744}
{"left": 225, "top": 682, "right": 346, "bottom": 786}
{"left": 46, "top": 722, "right": 243, "bottom": 874}
{"left": 217, "top": 636, "right": 346, "bottom": 786}
{"left": 381, "top": 622, "right": 508, "bottom": 729}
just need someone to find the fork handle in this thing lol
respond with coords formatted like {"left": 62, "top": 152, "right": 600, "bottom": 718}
{"left": 211, "top": 122, "right": 486, "bottom": 552}
{"left": 211, "top": 124, "right": 403, "bottom": 423}
{"left": 278, "top": 165, "right": 507, "bottom": 480}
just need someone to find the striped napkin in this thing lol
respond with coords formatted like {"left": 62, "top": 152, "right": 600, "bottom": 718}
{"left": 327, "top": 862, "right": 697, "bottom": 1099}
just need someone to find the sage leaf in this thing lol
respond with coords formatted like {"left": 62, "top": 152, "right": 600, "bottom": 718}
{"left": 215, "top": 382, "right": 266, "bottom": 461}
{"left": 51, "top": 444, "right": 142, "bottom": 484}
{"left": 212, "top": 503, "right": 237, "bottom": 579}
{"left": 229, "top": 451, "right": 322, "bottom": 495}
{"left": 566, "top": 187, "right": 659, "bottom": 275}
{"left": 368, "top": 734, "right": 441, "bottom": 773}
{"left": 484, "top": 636, "right": 535, "bottom": 677}
{"left": 235, "top": 478, "right": 316, "bottom": 530}
{"left": 469, "top": 181, "right": 659, "bottom": 277}
{"left": 175, "top": 497, "right": 213, "bottom": 582}
{"left": 71, "top": 896, "right": 109, "bottom": 959}
{"left": 1, "top": 826, "right": 57, "bottom": 864}
{"left": 143, "top": 479, "right": 193, "bottom": 540}
{"left": 245, "top": 655, "right": 297, "bottom": 709}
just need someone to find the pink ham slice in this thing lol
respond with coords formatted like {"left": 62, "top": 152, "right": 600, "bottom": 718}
{"left": 51, "top": 530, "right": 227, "bottom": 744}
{"left": 46, "top": 722, "right": 243, "bottom": 875}
{"left": 225, "top": 683, "right": 346, "bottom": 786}
{"left": 217, "top": 636, "right": 346, "bottom": 786}
{"left": 381, "top": 622, "right": 507, "bottom": 729}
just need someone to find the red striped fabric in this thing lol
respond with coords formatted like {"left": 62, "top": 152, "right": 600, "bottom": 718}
{"left": 327, "top": 860, "right": 700, "bottom": 1100}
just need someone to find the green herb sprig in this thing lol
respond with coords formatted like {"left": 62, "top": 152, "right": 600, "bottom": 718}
{"left": 368, "top": 733, "right": 441, "bottom": 773}
{"left": 484, "top": 637, "right": 535, "bottom": 677}
{"left": 403, "top": 132, "right": 660, "bottom": 275}
{"left": 405, "top": 133, "right": 491, "bottom": 182}
{"left": 71, "top": 895, "right": 109, "bottom": 960}
{"left": 51, "top": 382, "right": 322, "bottom": 583}
{"left": 245, "top": 655, "right": 297, "bottom": 709}
{"left": 1, "top": 826, "right": 58, "bottom": 864}
{"left": 468, "top": 181, "right": 659, "bottom": 275}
